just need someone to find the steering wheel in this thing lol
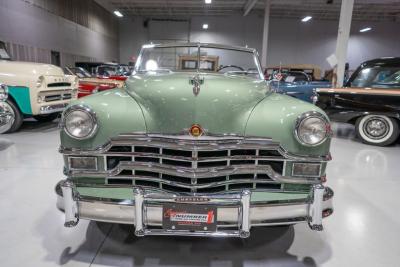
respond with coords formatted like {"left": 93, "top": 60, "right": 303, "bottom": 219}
{"left": 218, "top": 65, "right": 244, "bottom": 72}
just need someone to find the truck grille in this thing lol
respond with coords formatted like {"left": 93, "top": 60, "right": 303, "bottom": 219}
{"left": 44, "top": 93, "right": 72, "bottom": 102}
{"left": 47, "top": 82, "right": 71, "bottom": 87}
{"left": 80, "top": 134, "right": 287, "bottom": 193}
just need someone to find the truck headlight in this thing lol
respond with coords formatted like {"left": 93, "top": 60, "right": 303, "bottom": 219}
{"left": 0, "top": 84, "right": 8, "bottom": 101}
{"left": 295, "top": 111, "right": 330, "bottom": 146}
{"left": 36, "top": 76, "right": 44, "bottom": 88}
{"left": 62, "top": 105, "right": 98, "bottom": 139}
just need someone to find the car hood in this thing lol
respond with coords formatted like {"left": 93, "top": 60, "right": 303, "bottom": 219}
{"left": 125, "top": 72, "right": 268, "bottom": 135}
{"left": 0, "top": 60, "right": 64, "bottom": 76}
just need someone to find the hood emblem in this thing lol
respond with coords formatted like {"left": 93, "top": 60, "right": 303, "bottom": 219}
{"left": 189, "top": 75, "right": 204, "bottom": 96}
{"left": 189, "top": 124, "right": 203, "bottom": 137}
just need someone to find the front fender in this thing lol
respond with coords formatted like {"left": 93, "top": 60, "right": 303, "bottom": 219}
{"left": 60, "top": 89, "right": 146, "bottom": 149}
{"left": 245, "top": 93, "right": 331, "bottom": 157}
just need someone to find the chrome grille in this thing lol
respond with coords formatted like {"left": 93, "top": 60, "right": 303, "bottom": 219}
{"left": 44, "top": 93, "right": 72, "bottom": 102}
{"left": 98, "top": 134, "right": 286, "bottom": 193}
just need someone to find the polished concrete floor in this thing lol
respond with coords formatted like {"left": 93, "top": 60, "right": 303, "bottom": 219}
{"left": 0, "top": 120, "right": 399, "bottom": 267}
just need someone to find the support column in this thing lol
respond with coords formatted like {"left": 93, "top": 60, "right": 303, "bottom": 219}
{"left": 335, "top": 0, "right": 354, "bottom": 87}
{"left": 261, "top": 0, "right": 271, "bottom": 68}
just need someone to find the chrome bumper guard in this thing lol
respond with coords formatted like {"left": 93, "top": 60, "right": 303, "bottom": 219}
{"left": 39, "top": 103, "right": 68, "bottom": 114}
{"left": 58, "top": 180, "right": 332, "bottom": 238}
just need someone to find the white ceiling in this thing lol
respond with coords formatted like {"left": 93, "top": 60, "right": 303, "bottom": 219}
{"left": 95, "top": 0, "right": 400, "bottom": 21}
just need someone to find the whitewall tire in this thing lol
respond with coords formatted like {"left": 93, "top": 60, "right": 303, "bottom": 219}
{"left": 356, "top": 115, "right": 399, "bottom": 146}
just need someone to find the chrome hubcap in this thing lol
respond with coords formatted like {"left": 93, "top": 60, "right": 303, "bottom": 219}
{"left": 363, "top": 117, "right": 389, "bottom": 140}
{"left": 0, "top": 101, "right": 15, "bottom": 134}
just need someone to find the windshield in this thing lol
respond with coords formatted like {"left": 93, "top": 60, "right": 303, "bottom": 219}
{"left": 350, "top": 67, "right": 400, "bottom": 88}
{"left": 64, "top": 67, "right": 92, "bottom": 78}
{"left": 97, "top": 65, "right": 130, "bottom": 77}
{"left": 136, "top": 45, "right": 263, "bottom": 79}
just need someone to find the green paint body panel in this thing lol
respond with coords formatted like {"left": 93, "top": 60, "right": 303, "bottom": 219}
{"left": 76, "top": 186, "right": 309, "bottom": 203}
{"left": 61, "top": 72, "right": 332, "bottom": 199}
{"left": 8, "top": 86, "right": 32, "bottom": 115}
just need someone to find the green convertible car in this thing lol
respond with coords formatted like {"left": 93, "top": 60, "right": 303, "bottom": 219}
{"left": 56, "top": 43, "right": 334, "bottom": 238}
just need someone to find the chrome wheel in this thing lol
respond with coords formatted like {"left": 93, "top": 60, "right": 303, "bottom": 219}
{"left": 0, "top": 101, "right": 15, "bottom": 134}
{"left": 356, "top": 115, "right": 399, "bottom": 146}
{"left": 363, "top": 116, "right": 389, "bottom": 140}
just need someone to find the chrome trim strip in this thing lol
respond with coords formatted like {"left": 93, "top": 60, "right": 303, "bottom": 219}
{"left": 55, "top": 181, "right": 325, "bottom": 206}
{"left": 141, "top": 42, "right": 256, "bottom": 53}
{"left": 39, "top": 103, "right": 68, "bottom": 114}
{"left": 69, "top": 162, "right": 320, "bottom": 184}
{"left": 59, "top": 133, "right": 331, "bottom": 162}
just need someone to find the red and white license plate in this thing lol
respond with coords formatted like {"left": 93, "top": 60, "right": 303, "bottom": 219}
{"left": 162, "top": 203, "right": 217, "bottom": 232}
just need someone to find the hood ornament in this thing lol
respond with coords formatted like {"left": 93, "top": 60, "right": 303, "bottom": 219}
{"left": 189, "top": 124, "right": 203, "bottom": 137}
{"left": 189, "top": 75, "right": 204, "bottom": 96}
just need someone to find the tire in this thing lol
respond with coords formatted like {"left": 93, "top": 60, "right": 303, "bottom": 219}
{"left": 355, "top": 115, "right": 399, "bottom": 146}
{"left": 33, "top": 113, "right": 59, "bottom": 122}
{"left": 0, "top": 100, "right": 23, "bottom": 134}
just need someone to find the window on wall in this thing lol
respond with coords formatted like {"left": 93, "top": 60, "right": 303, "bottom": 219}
{"left": 51, "top": 50, "right": 61, "bottom": 66}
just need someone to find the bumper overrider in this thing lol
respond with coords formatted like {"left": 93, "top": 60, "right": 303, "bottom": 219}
{"left": 57, "top": 133, "right": 334, "bottom": 238}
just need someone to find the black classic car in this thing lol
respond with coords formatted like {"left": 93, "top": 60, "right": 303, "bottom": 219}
{"left": 315, "top": 57, "right": 400, "bottom": 146}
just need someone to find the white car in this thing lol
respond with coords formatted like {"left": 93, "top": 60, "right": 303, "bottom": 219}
{"left": 0, "top": 42, "right": 78, "bottom": 133}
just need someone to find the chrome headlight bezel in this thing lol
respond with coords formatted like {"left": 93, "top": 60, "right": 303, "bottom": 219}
{"left": 0, "top": 84, "right": 8, "bottom": 101}
{"left": 294, "top": 111, "right": 330, "bottom": 146}
{"left": 61, "top": 105, "right": 98, "bottom": 140}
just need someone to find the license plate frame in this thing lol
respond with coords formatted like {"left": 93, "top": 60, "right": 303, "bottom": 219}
{"left": 162, "top": 203, "right": 218, "bottom": 232}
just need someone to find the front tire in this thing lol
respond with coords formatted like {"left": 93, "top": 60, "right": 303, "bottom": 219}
{"left": 0, "top": 100, "right": 23, "bottom": 134}
{"left": 33, "top": 113, "right": 59, "bottom": 122}
{"left": 355, "top": 115, "right": 399, "bottom": 146}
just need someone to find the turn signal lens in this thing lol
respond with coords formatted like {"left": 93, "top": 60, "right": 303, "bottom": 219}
{"left": 68, "top": 157, "right": 97, "bottom": 170}
{"left": 292, "top": 163, "right": 321, "bottom": 177}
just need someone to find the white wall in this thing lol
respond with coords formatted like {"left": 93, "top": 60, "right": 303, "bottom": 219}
{"left": 119, "top": 14, "right": 400, "bottom": 72}
{"left": 0, "top": 0, "right": 119, "bottom": 65}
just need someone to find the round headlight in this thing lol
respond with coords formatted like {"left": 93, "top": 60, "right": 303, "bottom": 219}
{"left": 0, "top": 84, "right": 8, "bottom": 101}
{"left": 295, "top": 112, "right": 330, "bottom": 146}
{"left": 63, "top": 106, "right": 98, "bottom": 139}
{"left": 36, "top": 76, "right": 44, "bottom": 88}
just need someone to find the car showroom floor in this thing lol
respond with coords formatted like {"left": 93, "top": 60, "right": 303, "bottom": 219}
{"left": 0, "top": 120, "right": 399, "bottom": 267}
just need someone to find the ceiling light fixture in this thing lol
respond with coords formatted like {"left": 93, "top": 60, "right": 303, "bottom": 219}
{"left": 113, "top": 11, "right": 123, "bottom": 17}
{"left": 301, "top": 16, "right": 312, "bottom": 22}
{"left": 359, "top": 27, "right": 371, "bottom": 33}
{"left": 202, "top": 24, "right": 209, "bottom": 29}
{"left": 205, "top": 0, "right": 212, "bottom": 4}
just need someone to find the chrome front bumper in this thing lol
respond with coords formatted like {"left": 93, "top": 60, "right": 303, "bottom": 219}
{"left": 39, "top": 103, "right": 68, "bottom": 114}
{"left": 56, "top": 180, "right": 333, "bottom": 238}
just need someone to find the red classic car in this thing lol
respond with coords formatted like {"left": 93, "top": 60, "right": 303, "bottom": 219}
{"left": 64, "top": 67, "right": 125, "bottom": 98}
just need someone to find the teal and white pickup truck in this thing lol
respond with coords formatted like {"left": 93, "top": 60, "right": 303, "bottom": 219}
{"left": 0, "top": 41, "right": 78, "bottom": 133}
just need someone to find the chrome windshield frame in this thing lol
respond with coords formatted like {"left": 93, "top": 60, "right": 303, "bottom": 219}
{"left": 134, "top": 42, "right": 265, "bottom": 80}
